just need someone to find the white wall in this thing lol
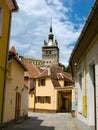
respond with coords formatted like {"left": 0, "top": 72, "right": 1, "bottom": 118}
{"left": 76, "top": 40, "right": 98, "bottom": 128}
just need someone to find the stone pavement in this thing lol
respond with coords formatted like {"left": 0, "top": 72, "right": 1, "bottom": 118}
{"left": 5, "top": 112, "right": 78, "bottom": 130}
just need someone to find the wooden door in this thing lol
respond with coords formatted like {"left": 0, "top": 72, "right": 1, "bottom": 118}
{"left": 15, "top": 92, "right": 21, "bottom": 121}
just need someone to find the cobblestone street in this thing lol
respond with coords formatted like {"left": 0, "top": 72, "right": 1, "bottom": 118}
{"left": 5, "top": 112, "right": 78, "bottom": 130}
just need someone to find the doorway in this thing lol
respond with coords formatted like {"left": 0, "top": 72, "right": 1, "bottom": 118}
{"left": 89, "top": 63, "right": 96, "bottom": 130}
{"left": 15, "top": 92, "right": 21, "bottom": 121}
{"left": 58, "top": 90, "right": 72, "bottom": 112}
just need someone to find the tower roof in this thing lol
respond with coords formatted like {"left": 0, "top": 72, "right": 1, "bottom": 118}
{"left": 48, "top": 17, "right": 54, "bottom": 42}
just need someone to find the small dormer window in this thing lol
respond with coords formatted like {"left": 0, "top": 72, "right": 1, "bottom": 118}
{"left": 0, "top": 4, "right": 3, "bottom": 36}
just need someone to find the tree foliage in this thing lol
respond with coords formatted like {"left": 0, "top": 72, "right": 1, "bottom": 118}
{"left": 64, "top": 65, "right": 70, "bottom": 72}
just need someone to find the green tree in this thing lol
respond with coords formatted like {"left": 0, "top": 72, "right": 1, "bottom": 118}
{"left": 64, "top": 65, "right": 70, "bottom": 72}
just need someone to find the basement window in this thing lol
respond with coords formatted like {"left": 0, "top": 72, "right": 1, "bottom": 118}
{"left": 0, "top": 5, "right": 3, "bottom": 36}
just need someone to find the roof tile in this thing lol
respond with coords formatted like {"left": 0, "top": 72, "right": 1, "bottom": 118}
{"left": 23, "top": 61, "right": 40, "bottom": 78}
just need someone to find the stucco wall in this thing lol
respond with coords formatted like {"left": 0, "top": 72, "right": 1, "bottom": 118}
{"left": 29, "top": 94, "right": 35, "bottom": 109}
{"left": 0, "top": 0, "right": 11, "bottom": 126}
{"left": 35, "top": 77, "right": 57, "bottom": 111}
{"left": 3, "top": 60, "right": 25, "bottom": 123}
{"left": 76, "top": 35, "right": 98, "bottom": 129}
{"left": 22, "top": 87, "right": 29, "bottom": 116}
{"left": 86, "top": 39, "right": 98, "bottom": 127}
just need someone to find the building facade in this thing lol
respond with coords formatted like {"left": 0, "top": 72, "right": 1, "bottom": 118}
{"left": 42, "top": 21, "right": 59, "bottom": 68}
{"left": 69, "top": 1, "right": 98, "bottom": 130}
{"left": 3, "top": 49, "right": 27, "bottom": 126}
{"left": 22, "top": 61, "right": 41, "bottom": 110}
{"left": 0, "top": 0, "right": 18, "bottom": 128}
{"left": 29, "top": 66, "right": 75, "bottom": 113}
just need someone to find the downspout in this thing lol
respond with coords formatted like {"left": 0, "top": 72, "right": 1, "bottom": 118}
{"left": 1, "top": 12, "right": 12, "bottom": 129}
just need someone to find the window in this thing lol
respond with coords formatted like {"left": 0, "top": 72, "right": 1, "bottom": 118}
{"left": 78, "top": 73, "right": 82, "bottom": 113}
{"left": 44, "top": 96, "right": 51, "bottom": 103}
{"left": 38, "top": 78, "right": 46, "bottom": 86}
{"left": 35, "top": 96, "right": 51, "bottom": 104}
{"left": 64, "top": 80, "right": 74, "bottom": 86}
{"left": 64, "top": 81, "right": 72, "bottom": 86}
{"left": 35, "top": 97, "right": 44, "bottom": 103}
{"left": 79, "top": 73, "right": 82, "bottom": 89}
{"left": 49, "top": 50, "right": 51, "bottom": 54}
{"left": 41, "top": 79, "right": 45, "bottom": 86}
{"left": 46, "top": 50, "right": 48, "bottom": 54}
{"left": 0, "top": 5, "right": 3, "bottom": 36}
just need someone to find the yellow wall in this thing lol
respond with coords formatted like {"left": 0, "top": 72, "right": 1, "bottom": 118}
{"left": 0, "top": 0, "right": 11, "bottom": 126}
{"left": 29, "top": 94, "right": 35, "bottom": 109}
{"left": 3, "top": 60, "right": 25, "bottom": 123}
{"left": 35, "top": 77, "right": 57, "bottom": 111}
{"left": 29, "top": 77, "right": 74, "bottom": 112}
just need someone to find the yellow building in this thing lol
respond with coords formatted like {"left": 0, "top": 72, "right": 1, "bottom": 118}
{"left": 3, "top": 48, "right": 27, "bottom": 126}
{"left": 69, "top": 1, "right": 98, "bottom": 130}
{"left": 22, "top": 61, "right": 41, "bottom": 110}
{"left": 0, "top": 0, "right": 18, "bottom": 128}
{"left": 29, "top": 65, "right": 74, "bottom": 113}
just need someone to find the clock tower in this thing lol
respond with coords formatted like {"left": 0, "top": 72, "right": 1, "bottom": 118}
{"left": 42, "top": 19, "right": 59, "bottom": 68}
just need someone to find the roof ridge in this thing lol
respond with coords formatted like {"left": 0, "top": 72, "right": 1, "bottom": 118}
{"left": 36, "top": 68, "right": 48, "bottom": 78}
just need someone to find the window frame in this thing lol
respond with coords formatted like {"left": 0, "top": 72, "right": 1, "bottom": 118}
{"left": 35, "top": 96, "right": 51, "bottom": 104}
{"left": 38, "top": 78, "right": 46, "bottom": 86}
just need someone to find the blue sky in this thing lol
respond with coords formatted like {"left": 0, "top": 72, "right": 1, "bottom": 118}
{"left": 10, "top": 0, "right": 94, "bottom": 66}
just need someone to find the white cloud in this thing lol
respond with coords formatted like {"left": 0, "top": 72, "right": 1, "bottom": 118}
{"left": 10, "top": 39, "right": 30, "bottom": 50}
{"left": 10, "top": 0, "right": 83, "bottom": 66}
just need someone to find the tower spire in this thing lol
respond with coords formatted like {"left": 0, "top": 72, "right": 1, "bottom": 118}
{"left": 50, "top": 16, "right": 52, "bottom": 33}
{"left": 48, "top": 17, "right": 54, "bottom": 41}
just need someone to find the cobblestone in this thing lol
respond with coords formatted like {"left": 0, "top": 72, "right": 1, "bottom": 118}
{"left": 5, "top": 112, "right": 78, "bottom": 130}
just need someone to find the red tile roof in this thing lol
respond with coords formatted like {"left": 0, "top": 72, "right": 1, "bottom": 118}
{"left": 36, "top": 65, "right": 73, "bottom": 88}
{"left": 36, "top": 68, "right": 49, "bottom": 78}
{"left": 23, "top": 61, "right": 40, "bottom": 78}
{"left": 8, "top": 52, "right": 27, "bottom": 71}
{"left": 37, "top": 66, "right": 72, "bottom": 80}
